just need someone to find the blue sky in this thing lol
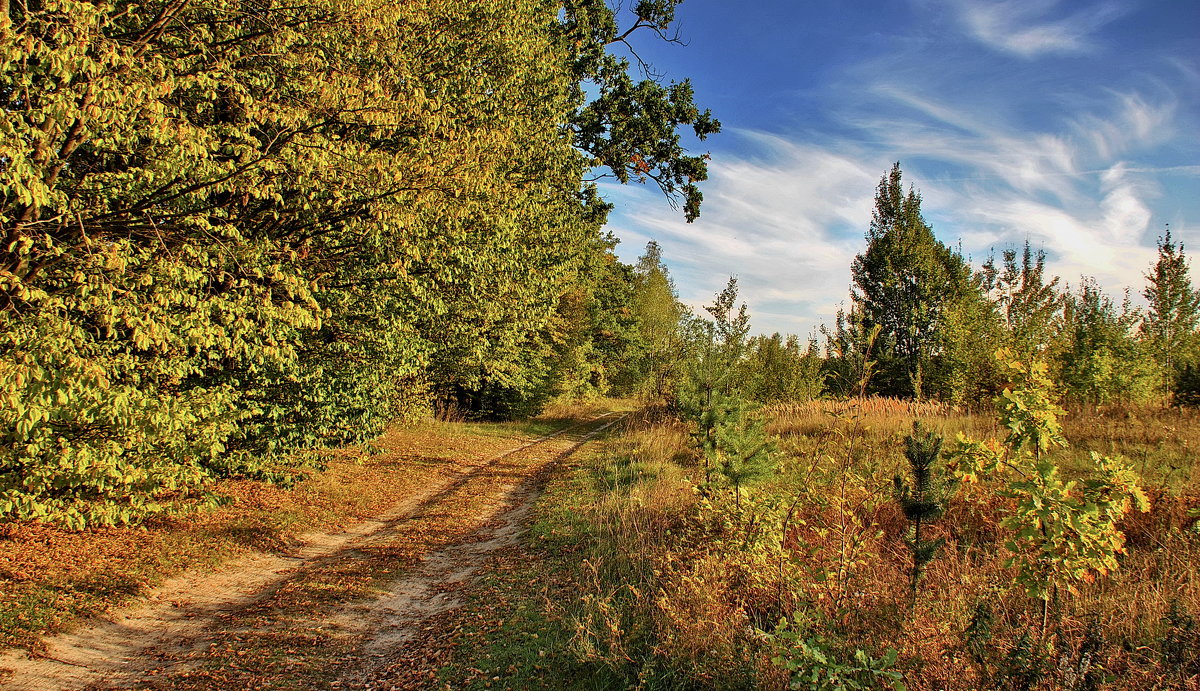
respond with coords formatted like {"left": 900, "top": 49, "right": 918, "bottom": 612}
{"left": 599, "top": 0, "right": 1200, "bottom": 337}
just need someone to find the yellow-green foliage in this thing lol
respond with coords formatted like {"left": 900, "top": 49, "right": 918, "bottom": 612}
{"left": 0, "top": 0, "right": 598, "bottom": 526}
{"left": 2, "top": 0, "right": 723, "bottom": 526}
{"left": 951, "top": 354, "right": 1150, "bottom": 601}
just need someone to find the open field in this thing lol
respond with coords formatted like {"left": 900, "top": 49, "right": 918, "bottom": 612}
{"left": 430, "top": 401, "right": 1200, "bottom": 690}
{"left": 1, "top": 397, "right": 1196, "bottom": 689}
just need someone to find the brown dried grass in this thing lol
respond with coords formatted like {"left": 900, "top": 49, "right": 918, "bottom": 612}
{"left": 0, "top": 417, "right": 572, "bottom": 653}
{"left": 574, "top": 400, "right": 1200, "bottom": 690}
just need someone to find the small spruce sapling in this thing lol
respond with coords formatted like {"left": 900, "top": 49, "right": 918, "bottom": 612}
{"left": 964, "top": 602, "right": 995, "bottom": 684}
{"left": 1161, "top": 598, "right": 1199, "bottom": 678}
{"left": 999, "top": 629, "right": 1048, "bottom": 691}
{"left": 703, "top": 390, "right": 776, "bottom": 507}
{"left": 894, "top": 421, "right": 956, "bottom": 608}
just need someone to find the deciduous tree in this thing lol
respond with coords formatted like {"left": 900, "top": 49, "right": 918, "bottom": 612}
{"left": 1141, "top": 226, "right": 1200, "bottom": 383}
{"left": 0, "top": 0, "right": 719, "bottom": 525}
{"left": 1061, "top": 279, "right": 1158, "bottom": 405}
{"left": 560, "top": 0, "right": 721, "bottom": 221}
{"left": 850, "top": 163, "right": 976, "bottom": 399}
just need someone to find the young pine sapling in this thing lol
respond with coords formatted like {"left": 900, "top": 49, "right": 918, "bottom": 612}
{"left": 894, "top": 421, "right": 956, "bottom": 608}
{"left": 708, "top": 391, "right": 776, "bottom": 507}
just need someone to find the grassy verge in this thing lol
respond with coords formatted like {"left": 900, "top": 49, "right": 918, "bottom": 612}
{"left": 432, "top": 408, "right": 733, "bottom": 689}
{"left": 421, "top": 530, "right": 595, "bottom": 689}
{"left": 0, "top": 404, "right": 622, "bottom": 654}
{"left": 434, "top": 401, "right": 1200, "bottom": 690}
{"left": 427, "top": 441, "right": 604, "bottom": 686}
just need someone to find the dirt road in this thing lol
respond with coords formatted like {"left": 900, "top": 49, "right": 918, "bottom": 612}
{"left": 0, "top": 413, "right": 623, "bottom": 690}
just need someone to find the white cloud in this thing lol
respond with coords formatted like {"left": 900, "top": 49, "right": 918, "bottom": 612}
{"left": 1072, "top": 93, "right": 1177, "bottom": 160}
{"left": 604, "top": 130, "right": 881, "bottom": 336}
{"left": 855, "top": 85, "right": 1087, "bottom": 203}
{"left": 606, "top": 87, "right": 1176, "bottom": 335}
{"left": 855, "top": 85, "right": 1174, "bottom": 284}
{"left": 951, "top": 0, "right": 1125, "bottom": 58}
{"left": 934, "top": 164, "right": 1158, "bottom": 292}
{"left": 601, "top": 2, "right": 1192, "bottom": 336}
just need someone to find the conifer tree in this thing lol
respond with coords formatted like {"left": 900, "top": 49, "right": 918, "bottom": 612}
{"left": 678, "top": 278, "right": 775, "bottom": 500}
{"left": 702, "top": 390, "right": 776, "bottom": 506}
{"left": 681, "top": 278, "right": 746, "bottom": 466}
{"left": 705, "top": 280, "right": 774, "bottom": 502}
{"left": 894, "top": 421, "right": 955, "bottom": 607}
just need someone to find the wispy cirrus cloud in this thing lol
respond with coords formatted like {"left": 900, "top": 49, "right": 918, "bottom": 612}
{"left": 922, "top": 163, "right": 1160, "bottom": 292}
{"left": 949, "top": 0, "right": 1127, "bottom": 58}
{"left": 1072, "top": 92, "right": 1177, "bottom": 160}
{"left": 862, "top": 85, "right": 1083, "bottom": 202}
{"left": 600, "top": 1, "right": 1197, "bottom": 337}
{"left": 857, "top": 84, "right": 1173, "bottom": 287}
{"left": 604, "top": 131, "right": 880, "bottom": 335}
{"left": 606, "top": 82, "right": 1189, "bottom": 335}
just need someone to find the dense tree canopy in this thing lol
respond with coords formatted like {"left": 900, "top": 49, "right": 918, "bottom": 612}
{"left": 851, "top": 163, "right": 975, "bottom": 399}
{"left": 4, "top": 0, "right": 1192, "bottom": 530}
{"left": 0, "top": 0, "right": 719, "bottom": 526}
{"left": 1060, "top": 279, "right": 1158, "bottom": 405}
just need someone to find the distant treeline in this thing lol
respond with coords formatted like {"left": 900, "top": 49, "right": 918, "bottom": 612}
{"left": 651, "top": 164, "right": 1199, "bottom": 413}
{"left": 822, "top": 163, "right": 1197, "bottom": 408}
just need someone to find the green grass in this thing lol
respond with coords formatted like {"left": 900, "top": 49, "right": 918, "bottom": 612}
{"left": 434, "top": 562, "right": 588, "bottom": 690}
{"left": 432, "top": 431, "right": 643, "bottom": 690}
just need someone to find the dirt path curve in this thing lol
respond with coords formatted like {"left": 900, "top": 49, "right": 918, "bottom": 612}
{"left": 0, "top": 413, "right": 624, "bottom": 690}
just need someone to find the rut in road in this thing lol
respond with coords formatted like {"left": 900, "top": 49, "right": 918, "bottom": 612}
{"left": 0, "top": 413, "right": 624, "bottom": 690}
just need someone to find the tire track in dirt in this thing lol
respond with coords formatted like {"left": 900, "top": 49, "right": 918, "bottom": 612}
{"left": 335, "top": 413, "right": 625, "bottom": 688}
{"left": 0, "top": 413, "right": 622, "bottom": 691}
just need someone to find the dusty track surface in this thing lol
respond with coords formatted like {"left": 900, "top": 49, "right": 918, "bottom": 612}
{"left": 0, "top": 413, "right": 623, "bottom": 690}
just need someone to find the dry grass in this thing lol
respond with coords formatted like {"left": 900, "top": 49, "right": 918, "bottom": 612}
{"left": 1062, "top": 404, "right": 1200, "bottom": 490}
{"left": 553, "top": 398, "right": 1200, "bottom": 689}
{"left": 767, "top": 396, "right": 963, "bottom": 431}
{"left": 539, "top": 396, "right": 634, "bottom": 422}
{"left": 767, "top": 398, "right": 1200, "bottom": 690}
{"left": 0, "top": 415, "right": 587, "bottom": 653}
